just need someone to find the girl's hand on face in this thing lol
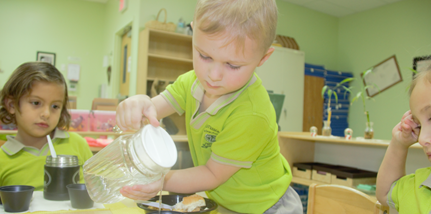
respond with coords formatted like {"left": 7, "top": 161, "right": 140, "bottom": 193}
{"left": 120, "top": 177, "right": 163, "bottom": 201}
{"left": 392, "top": 110, "right": 419, "bottom": 148}
{"left": 115, "top": 95, "right": 160, "bottom": 131}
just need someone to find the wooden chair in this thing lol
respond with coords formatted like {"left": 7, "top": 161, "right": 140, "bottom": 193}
{"left": 91, "top": 98, "right": 118, "bottom": 111}
{"left": 307, "top": 183, "right": 389, "bottom": 214}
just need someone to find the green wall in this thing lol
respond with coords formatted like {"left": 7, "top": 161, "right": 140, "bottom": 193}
{"left": 338, "top": 0, "right": 431, "bottom": 139}
{"left": 276, "top": 1, "right": 339, "bottom": 69}
{"left": 0, "top": 0, "right": 338, "bottom": 109}
{"left": 102, "top": 0, "right": 141, "bottom": 98}
{"left": 0, "top": 0, "right": 106, "bottom": 110}
{"left": 137, "top": 0, "right": 339, "bottom": 69}
{"left": 1, "top": 0, "right": 429, "bottom": 140}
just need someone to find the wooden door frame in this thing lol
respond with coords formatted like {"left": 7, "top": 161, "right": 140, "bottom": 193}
{"left": 112, "top": 22, "right": 133, "bottom": 100}
{"left": 119, "top": 27, "right": 132, "bottom": 97}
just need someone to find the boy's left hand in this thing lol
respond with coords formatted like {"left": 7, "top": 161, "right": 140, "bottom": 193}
{"left": 119, "top": 177, "right": 163, "bottom": 201}
{"left": 392, "top": 110, "right": 419, "bottom": 148}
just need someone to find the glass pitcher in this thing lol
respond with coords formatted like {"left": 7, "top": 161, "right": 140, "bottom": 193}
{"left": 83, "top": 125, "right": 177, "bottom": 204}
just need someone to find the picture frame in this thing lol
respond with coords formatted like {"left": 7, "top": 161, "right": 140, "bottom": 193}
{"left": 413, "top": 55, "right": 431, "bottom": 75}
{"left": 362, "top": 55, "right": 402, "bottom": 97}
{"left": 36, "top": 51, "right": 56, "bottom": 66}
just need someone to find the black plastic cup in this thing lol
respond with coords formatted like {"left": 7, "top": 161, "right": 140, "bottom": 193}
{"left": 66, "top": 184, "right": 94, "bottom": 209}
{"left": 0, "top": 185, "right": 35, "bottom": 212}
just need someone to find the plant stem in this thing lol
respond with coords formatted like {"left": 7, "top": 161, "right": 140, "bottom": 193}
{"left": 361, "top": 90, "right": 370, "bottom": 124}
{"left": 327, "top": 95, "right": 331, "bottom": 123}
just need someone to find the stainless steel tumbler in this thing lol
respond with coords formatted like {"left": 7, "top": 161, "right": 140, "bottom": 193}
{"left": 44, "top": 155, "right": 80, "bottom": 200}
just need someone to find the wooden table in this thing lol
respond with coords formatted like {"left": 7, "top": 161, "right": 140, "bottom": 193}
{"left": 18, "top": 192, "right": 224, "bottom": 214}
{"left": 277, "top": 131, "right": 421, "bottom": 171}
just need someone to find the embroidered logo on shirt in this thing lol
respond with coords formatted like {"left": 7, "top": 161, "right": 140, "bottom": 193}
{"left": 202, "top": 125, "right": 219, "bottom": 148}
{"left": 205, "top": 134, "right": 216, "bottom": 143}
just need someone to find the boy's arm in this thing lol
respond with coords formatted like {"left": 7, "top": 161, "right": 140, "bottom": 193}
{"left": 376, "top": 110, "right": 418, "bottom": 206}
{"left": 152, "top": 95, "right": 177, "bottom": 120}
{"left": 163, "top": 158, "right": 240, "bottom": 193}
{"left": 116, "top": 94, "right": 176, "bottom": 130}
{"left": 120, "top": 158, "right": 240, "bottom": 200}
{"left": 376, "top": 138, "right": 409, "bottom": 206}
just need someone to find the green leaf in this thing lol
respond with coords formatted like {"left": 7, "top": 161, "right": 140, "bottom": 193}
{"left": 342, "top": 85, "right": 352, "bottom": 92}
{"left": 362, "top": 69, "right": 373, "bottom": 77}
{"left": 351, "top": 92, "right": 362, "bottom": 103}
{"left": 342, "top": 86, "right": 352, "bottom": 99}
{"left": 333, "top": 91, "right": 338, "bottom": 104}
{"left": 338, "top": 77, "right": 354, "bottom": 85}
{"left": 364, "top": 85, "right": 373, "bottom": 90}
{"left": 321, "top": 85, "right": 328, "bottom": 98}
{"left": 327, "top": 89, "right": 332, "bottom": 99}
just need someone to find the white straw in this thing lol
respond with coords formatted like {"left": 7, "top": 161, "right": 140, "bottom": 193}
{"left": 46, "top": 135, "right": 57, "bottom": 158}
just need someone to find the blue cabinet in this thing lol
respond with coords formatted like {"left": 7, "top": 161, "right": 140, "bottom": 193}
{"left": 304, "top": 63, "right": 353, "bottom": 137}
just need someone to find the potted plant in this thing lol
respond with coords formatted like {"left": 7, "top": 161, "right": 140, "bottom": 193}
{"left": 321, "top": 78, "right": 354, "bottom": 136}
{"left": 348, "top": 69, "right": 379, "bottom": 139}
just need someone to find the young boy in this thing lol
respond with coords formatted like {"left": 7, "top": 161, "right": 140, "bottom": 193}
{"left": 376, "top": 65, "right": 431, "bottom": 213}
{"left": 116, "top": 0, "right": 302, "bottom": 213}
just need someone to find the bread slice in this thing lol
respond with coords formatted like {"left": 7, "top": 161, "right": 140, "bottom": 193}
{"left": 173, "top": 194, "right": 206, "bottom": 212}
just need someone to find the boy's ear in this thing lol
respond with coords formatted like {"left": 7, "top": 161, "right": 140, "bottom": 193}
{"left": 257, "top": 47, "right": 275, "bottom": 67}
{"left": 191, "top": 21, "right": 193, "bottom": 30}
{"left": 4, "top": 98, "right": 16, "bottom": 114}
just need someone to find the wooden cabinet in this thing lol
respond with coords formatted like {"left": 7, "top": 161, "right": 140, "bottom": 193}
{"left": 278, "top": 132, "right": 405, "bottom": 213}
{"left": 302, "top": 75, "right": 324, "bottom": 134}
{"left": 256, "top": 47, "right": 305, "bottom": 132}
{"left": 137, "top": 28, "right": 193, "bottom": 135}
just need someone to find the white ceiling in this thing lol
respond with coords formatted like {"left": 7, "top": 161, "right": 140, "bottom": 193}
{"left": 87, "top": 0, "right": 404, "bottom": 17}
{"left": 281, "top": 0, "right": 404, "bottom": 17}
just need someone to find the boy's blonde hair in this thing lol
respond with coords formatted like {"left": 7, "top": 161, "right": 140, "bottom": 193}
{"left": 194, "top": 0, "right": 278, "bottom": 54}
{"left": 0, "top": 62, "right": 71, "bottom": 130}
{"left": 409, "top": 64, "right": 431, "bottom": 95}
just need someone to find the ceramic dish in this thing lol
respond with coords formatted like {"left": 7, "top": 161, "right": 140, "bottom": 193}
{"left": 137, "top": 195, "right": 218, "bottom": 214}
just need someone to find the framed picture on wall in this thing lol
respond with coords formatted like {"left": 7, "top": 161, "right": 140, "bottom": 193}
{"left": 362, "top": 55, "right": 402, "bottom": 97}
{"left": 36, "top": 51, "right": 56, "bottom": 66}
{"left": 413, "top": 55, "right": 431, "bottom": 75}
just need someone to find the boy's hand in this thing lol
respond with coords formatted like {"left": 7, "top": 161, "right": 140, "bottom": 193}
{"left": 116, "top": 95, "right": 160, "bottom": 131}
{"left": 392, "top": 110, "right": 419, "bottom": 148}
{"left": 120, "top": 177, "right": 163, "bottom": 201}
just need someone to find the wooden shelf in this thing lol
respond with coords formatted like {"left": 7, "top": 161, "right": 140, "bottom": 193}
{"left": 0, "top": 130, "right": 188, "bottom": 150}
{"left": 148, "top": 29, "right": 192, "bottom": 41}
{"left": 278, "top": 132, "right": 422, "bottom": 149}
{"left": 0, "top": 130, "right": 130, "bottom": 136}
{"left": 146, "top": 77, "right": 177, "bottom": 82}
{"left": 137, "top": 28, "right": 192, "bottom": 135}
{"left": 148, "top": 53, "right": 193, "bottom": 64}
{"left": 0, "top": 130, "right": 16, "bottom": 134}
{"left": 292, "top": 176, "right": 324, "bottom": 186}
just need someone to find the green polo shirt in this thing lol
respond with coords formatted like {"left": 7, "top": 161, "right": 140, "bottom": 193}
{"left": 0, "top": 129, "right": 93, "bottom": 191}
{"left": 388, "top": 167, "right": 431, "bottom": 213}
{"left": 161, "top": 70, "right": 292, "bottom": 213}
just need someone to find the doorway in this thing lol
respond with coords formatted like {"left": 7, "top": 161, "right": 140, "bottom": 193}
{"left": 119, "top": 26, "right": 132, "bottom": 97}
